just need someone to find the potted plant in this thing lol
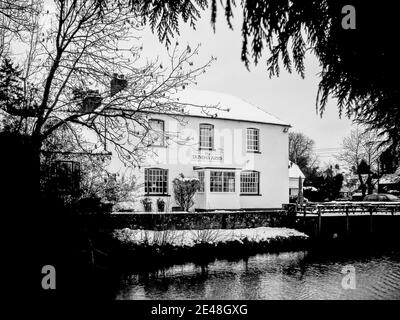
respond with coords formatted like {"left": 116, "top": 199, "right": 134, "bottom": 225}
{"left": 157, "top": 198, "right": 166, "bottom": 212}
{"left": 141, "top": 197, "right": 152, "bottom": 212}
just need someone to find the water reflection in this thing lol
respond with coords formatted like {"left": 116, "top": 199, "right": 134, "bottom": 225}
{"left": 116, "top": 250, "right": 400, "bottom": 300}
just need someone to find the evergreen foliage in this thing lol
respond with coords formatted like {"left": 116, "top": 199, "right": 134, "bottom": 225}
{"left": 124, "top": 0, "right": 399, "bottom": 150}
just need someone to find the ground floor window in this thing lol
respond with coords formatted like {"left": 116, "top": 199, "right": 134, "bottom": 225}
{"left": 197, "top": 171, "right": 205, "bottom": 192}
{"left": 240, "top": 170, "right": 260, "bottom": 194}
{"left": 210, "top": 171, "right": 235, "bottom": 192}
{"left": 144, "top": 168, "right": 168, "bottom": 195}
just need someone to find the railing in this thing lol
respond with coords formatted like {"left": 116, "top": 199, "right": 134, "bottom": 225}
{"left": 298, "top": 202, "right": 400, "bottom": 216}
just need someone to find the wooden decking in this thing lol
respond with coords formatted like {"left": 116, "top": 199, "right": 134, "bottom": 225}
{"left": 298, "top": 202, "right": 400, "bottom": 216}
{"left": 295, "top": 202, "right": 400, "bottom": 238}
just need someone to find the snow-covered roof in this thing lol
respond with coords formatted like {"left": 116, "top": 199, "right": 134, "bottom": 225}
{"left": 380, "top": 173, "right": 400, "bottom": 184}
{"left": 172, "top": 89, "right": 290, "bottom": 126}
{"left": 288, "top": 161, "right": 305, "bottom": 179}
{"left": 378, "top": 167, "right": 400, "bottom": 185}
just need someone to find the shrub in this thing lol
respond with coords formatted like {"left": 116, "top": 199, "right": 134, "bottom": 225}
{"left": 113, "top": 201, "right": 136, "bottom": 212}
{"left": 172, "top": 173, "right": 200, "bottom": 212}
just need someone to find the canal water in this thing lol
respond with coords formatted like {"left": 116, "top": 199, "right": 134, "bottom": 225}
{"left": 115, "top": 248, "right": 400, "bottom": 300}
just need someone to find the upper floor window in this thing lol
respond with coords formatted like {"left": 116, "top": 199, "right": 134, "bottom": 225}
{"left": 210, "top": 171, "right": 235, "bottom": 192}
{"left": 247, "top": 128, "right": 259, "bottom": 152}
{"left": 240, "top": 171, "right": 260, "bottom": 194}
{"left": 144, "top": 168, "right": 168, "bottom": 195}
{"left": 199, "top": 123, "right": 214, "bottom": 150}
{"left": 197, "top": 171, "right": 205, "bottom": 192}
{"left": 149, "top": 119, "right": 165, "bottom": 146}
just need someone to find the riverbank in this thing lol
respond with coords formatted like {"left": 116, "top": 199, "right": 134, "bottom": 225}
{"left": 113, "top": 227, "right": 308, "bottom": 247}
{"left": 109, "top": 227, "right": 309, "bottom": 270}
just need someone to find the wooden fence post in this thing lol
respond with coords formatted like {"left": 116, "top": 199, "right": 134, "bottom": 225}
{"left": 318, "top": 207, "right": 322, "bottom": 238}
{"left": 369, "top": 206, "right": 373, "bottom": 234}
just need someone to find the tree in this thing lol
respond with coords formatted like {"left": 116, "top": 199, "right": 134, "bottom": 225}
{"left": 172, "top": 173, "right": 200, "bottom": 211}
{"left": 289, "top": 131, "right": 316, "bottom": 174}
{"left": 337, "top": 128, "right": 384, "bottom": 196}
{"left": 122, "top": 0, "right": 400, "bottom": 152}
{"left": 80, "top": 168, "right": 136, "bottom": 203}
{"left": 321, "top": 165, "right": 344, "bottom": 201}
{"left": 0, "top": 58, "right": 26, "bottom": 131}
{"left": 0, "top": 0, "right": 40, "bottom": 57}
{"left": 379, "top": 145, "right": 400, "bottom": 175}
{"left": 303, "top": 164, "right": 343, "bottom": 202}
{"left": 1, "top": 0, "right": 216, "bottom": 196}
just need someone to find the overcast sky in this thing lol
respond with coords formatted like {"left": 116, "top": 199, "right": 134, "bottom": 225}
{"left": 139, "top": 7, "right": 354, "bottom": 167}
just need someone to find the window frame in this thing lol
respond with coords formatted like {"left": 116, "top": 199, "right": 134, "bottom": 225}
{"left": 149, "top": 118, "right": 165, "bottom": 147}
{"left": 144, "top": 168, "right": 169, "bottom": 195}
{"left": 199, "top": 123, "right": 214, "bottom": 150}
{"left": 197, "top": 171, "right": 205, "bottom": 193}
{"left": 210, "top": 170, "right": 236, "bottom": 193}
{"left": 246, "top": 128, "right": 260, "bottom": 153}
{"left": 240, "top": 170, "right": 260, "bottom": 195}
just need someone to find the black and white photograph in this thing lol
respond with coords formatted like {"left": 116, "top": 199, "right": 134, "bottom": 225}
{"left": 1, "top": 0, "right": 399, "bottom": 313}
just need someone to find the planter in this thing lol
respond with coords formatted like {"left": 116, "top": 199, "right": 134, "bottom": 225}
{"left": 157, "top": 198, "right": 166, "bottom": 212}
{"left": 141, "top": 198, "right": 152, "bottom": 213}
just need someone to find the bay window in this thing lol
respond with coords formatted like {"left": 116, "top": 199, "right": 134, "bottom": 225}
{"left": 197, "top": 171, "right": 205, "bottom": 192}
{"left": 210, "top": 171, "right": 235, "bottom": 192}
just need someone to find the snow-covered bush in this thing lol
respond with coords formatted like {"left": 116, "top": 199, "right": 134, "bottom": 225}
{"left": 172, "top": 173, "right": 200, "bottom": 211}
{"left": 112, "top": 201, "right": 136, "bottom": 212}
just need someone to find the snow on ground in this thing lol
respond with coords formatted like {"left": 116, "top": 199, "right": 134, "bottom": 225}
{"left": 113, "top": 227, "right": 308, "bottom": 248}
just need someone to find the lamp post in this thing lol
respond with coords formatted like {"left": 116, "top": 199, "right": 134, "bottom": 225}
{"left": 365, "top": 141, "right": 374, "bottom": 194}
{"left": 377, "top": 158, "right": 380, "bottom": 193}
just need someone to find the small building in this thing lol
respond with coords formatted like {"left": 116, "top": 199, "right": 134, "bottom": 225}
{"left": 288, "top": 161, "right": 305, "bottom": 197}
{"left": 108, "top": 89, "right": 291, "bottom": 211}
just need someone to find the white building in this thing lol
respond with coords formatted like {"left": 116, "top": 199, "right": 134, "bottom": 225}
{"left": 109, "top": 90, "right": 291, "bottom": 211}
{"left": 288, "top": 161, "right": 305, "bottom": 197}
